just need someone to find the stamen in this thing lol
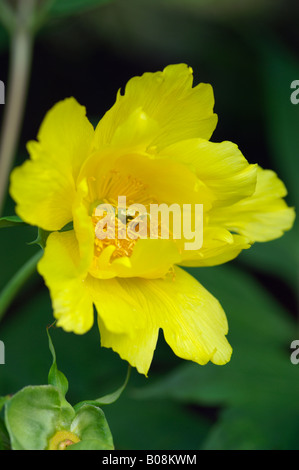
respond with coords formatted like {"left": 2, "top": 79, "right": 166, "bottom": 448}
{"left": 90, "top": 171, "right": 164, "bottom": 265}
{"left": 99, "top": 170, "right": 153, "bottom": 207}
{"left": 92, "top": 212, "right": 138, "bottom": 260}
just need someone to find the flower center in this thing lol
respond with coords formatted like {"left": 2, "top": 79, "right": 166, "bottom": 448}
{"left": 89, "top": 170, "right": 156, "bottom": 262}
{"left": 48, "top": 430, "right": 80, "bottom": 450}
{"left": 92, "top": 208, "right": 141, "bottom": 261}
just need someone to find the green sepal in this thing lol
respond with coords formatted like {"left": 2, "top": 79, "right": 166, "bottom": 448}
{"left": 28, "top": 221, "right": 73, "bottom": 249}
{"left": 28, "top": 227, "right": 51, "bottom": 249}
{"left": 47, "top": 327, "right": 69, "bottom": 398}
{"left": 68, "top": 404, "right": 114, "bottom": 450}
{"left": 4, "top": 385, "right": 75, "bottom": 450}
{"left": 4, "top": 387, "right": 114, "bottom": 450}
{"left": 74, "top": 365, "right": 131, "bottom": 412}
{"left": 59, "top": 221, "right": 74, "bottom": 232}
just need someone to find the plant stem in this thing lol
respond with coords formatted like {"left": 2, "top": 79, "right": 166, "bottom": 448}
{"left": 0, "top": 0, "right": 36, "bottom": 215}
{"left": 0, "top": 249, "right": 42, "bottom": 322}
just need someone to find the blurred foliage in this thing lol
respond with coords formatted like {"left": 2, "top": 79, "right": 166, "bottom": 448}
{"left": 47, "top": 0, "right": 111, "bottom": 18}
{"left": 0, "top": 0, "right": 298, "bottom": 450}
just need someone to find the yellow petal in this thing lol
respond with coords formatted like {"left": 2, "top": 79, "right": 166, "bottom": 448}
{"left": 86, "top": 275, "right": 148, "bottom": 335}
{"left": 180, "top": 229, "right": 251, "bottom": 267}
{"left": 94, "top": 64, "right": 217, "bottom": 151}
{"left": 10, "top": 98, "right": 94, "bottom": 230}
{"left": 156, "top": 267, "right": 232, "bottom": 366}
{"left": 161, "top": 138, "right": 257, "bottom": 206}
{"left": 90, "top": 238, "right": 182, "bottom": 280}
{"left": 38, "top": 230, "right": 231, "bottom": 373}
{"left": 37, "top": 231, "right": 94, "bottom": 334}
{"left": 92, "top": 267, "right": 232, "bottom": 375}
{"left": 110, "top": 238, "right": 182, "bottom": 279}
{"left": 37, "top": 97, "right": 94, "bottom": 179}
{"left": 111, "top": 152, "right": 214, "bottom": 207}
{"left": 98, "top": 316, "right": 158, "bottom": 377}
{"left": 10, "top": 154, "right": 75, "bottom": 231}
{"left": 107, "top": 107, "right": 160, "bottom": 150}
{"left": 211, "top": 166, "right": 296, "bottom": 242}
{"left": 72, "top": 178, "right": 95, "bottom": 272}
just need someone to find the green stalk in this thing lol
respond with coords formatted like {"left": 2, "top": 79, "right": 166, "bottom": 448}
{"left": 0, "top": 250, "right": 42, "bottom": 322}
{"left": 0, "top": 0, "right": 36, "bottom": 215}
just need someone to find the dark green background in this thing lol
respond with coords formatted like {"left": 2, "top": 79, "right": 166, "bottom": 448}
{"left": 0, "top": 0, "right": 298, "bottom": 450}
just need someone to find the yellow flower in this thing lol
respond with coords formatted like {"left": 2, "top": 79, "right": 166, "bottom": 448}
{"left": 10, "top": 64, "right": 295, "bottom": 375}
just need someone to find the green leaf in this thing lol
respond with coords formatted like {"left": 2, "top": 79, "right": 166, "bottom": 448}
{"left": 135, "top": 345, "right": 299, "bottom": 409}
{"left": 0, "top": 215, "right": 26, "bottom": 228}
{"left": 74, "top": 365, "right": 131, "bottom": 412}
{"left": 47, "top": 328, "right": 69, "bottom": 398}
{"left": 70, "top": 404, "right": 114, "bottom": 450}
{"left": 201, "top": 407, "right": 269, "bottom": 450}
{"left": 4, "top": 385, "right": 75, "bottom": 450}
{"left": 202, "top": 406, "right": 299, "bottom": 450}
{"left": 104, "top": 395, "right": 211, "bottom": 450}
